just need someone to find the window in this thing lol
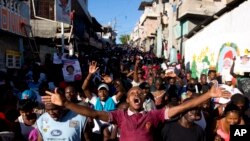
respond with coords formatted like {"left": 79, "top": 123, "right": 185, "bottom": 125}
{"left": 6, "top": 50, "right": 21, "bottom": 69}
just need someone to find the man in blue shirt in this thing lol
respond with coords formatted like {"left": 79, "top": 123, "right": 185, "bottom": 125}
{"left": 37, "top": 102, "right": 87, "bottom": 141}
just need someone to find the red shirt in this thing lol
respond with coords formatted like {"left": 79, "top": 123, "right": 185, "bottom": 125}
{"left": 0, "top": 112, "right": 6, "bottom": 120}
{"left": 109, "top": 108, "right": 166, "bottom": 141}
{"left": 177, "top": 53, "right": 181, "bottom": 60}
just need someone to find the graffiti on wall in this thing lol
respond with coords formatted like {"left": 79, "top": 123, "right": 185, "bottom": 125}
{"left": 190, "top": 46, "right": 215, "bottom": 79}
{"left": 216, "top": 43, "right": 240, "bottom": 82}
{"left": 185, "top": 1, "right": 250, "bottom": 83}
{"left": 234, "top": 49, "right": 250, "bottom": 74}
{"left": 190, "top": 41, "right": 249, "bottom": 82}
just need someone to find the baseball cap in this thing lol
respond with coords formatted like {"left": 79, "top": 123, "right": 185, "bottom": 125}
{"left": 98, "top": 83, "right": 109, "bottom": 91}
{"left": 21, "top": 89, "right": 37, "bottom": 101}
{"left": 225, "top": 75, "right": 233, "bottom": 82}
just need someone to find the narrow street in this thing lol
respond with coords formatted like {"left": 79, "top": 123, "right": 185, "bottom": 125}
{"left": 0, "top": 0, "right": 250, "bottom": 141}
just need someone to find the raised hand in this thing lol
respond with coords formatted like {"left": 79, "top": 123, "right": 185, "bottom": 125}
{"left": 209, "top": 85, "right": 231, "bottom": 98}
{"left": 135, "top": 55, "right": 141, "bottom": 64}
{"left": 167, "top": 72, "right": 177, "bottom": 78}
{"left": 89, "top": 61, "right": 99, "bottom": 74}
{"left": 114, "top": 80, "right": 125, "bottom": 92}
{"left": 102, "top": 75, "right": 113, "bottom": 84}
{"left": 42, "top": 88, "right": 66, "bottom": 106}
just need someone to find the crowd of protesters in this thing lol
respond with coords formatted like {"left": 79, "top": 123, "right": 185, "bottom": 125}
{"left": 0, "top": 45, "right": 249, "bottom": 141}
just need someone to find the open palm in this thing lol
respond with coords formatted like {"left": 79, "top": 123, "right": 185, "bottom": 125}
{"left": 102, "top": 75, "right": 112, "bottom": 84}
{"left": 43, "top": 88, "right": 64, "bottom": 106}
{"left": 210, "top": 85, "right": 231, "bottom": 98}
{"left": 89, "top": 61, "right": 99, "bottom": 74}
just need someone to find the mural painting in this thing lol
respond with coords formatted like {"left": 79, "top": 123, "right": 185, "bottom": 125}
{"left": 189, "top": 41, "right": 249, "bottom": 83}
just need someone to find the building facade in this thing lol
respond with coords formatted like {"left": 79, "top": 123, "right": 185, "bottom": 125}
{"left": 182, "top": 0, "right": 247, "bottom": 79}
{"left": 29, "top": 0, "right": 105, "bottom": 63}
{"left": 0, "top": 0, "right": 30, "bottom": 71}
{"left": 131, "top": 0, "right": 241, "bottom": 60}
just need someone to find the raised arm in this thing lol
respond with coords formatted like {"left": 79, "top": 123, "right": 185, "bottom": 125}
{"left": 166, "top": 85, "right": 230, "bottom": 119}
{"left": 126, "top": 70, "right": 134, "bottom": 78}
{"left": 43, "top": 89, "right": 110, "bottom": 122}
{"left": 64, "top": 101, "right": 110, "bottom": 122}
{"left": 133, "top": 56, "right": 140, "bottom": 83}
{"left": 230, "top": 57, "right": 237, "bottom": 77}
{"left": 113, "top": 79, "right": 126, "bottom": 102}
{"left": 82, "top": 61, "right": 99, "bottom": 100}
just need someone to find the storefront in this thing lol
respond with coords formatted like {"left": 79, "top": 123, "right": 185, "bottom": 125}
{"left": 0, "top": 0, "right": 30, "bottom": 71}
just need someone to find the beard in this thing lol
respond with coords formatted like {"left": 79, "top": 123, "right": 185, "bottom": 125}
{"left": 221, "top": 69, "right": 231, "bottom": 83}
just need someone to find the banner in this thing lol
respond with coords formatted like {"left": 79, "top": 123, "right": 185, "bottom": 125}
{"left": 55, "top": 0, "right": 71, "bottom": 24}
{"left": 62, "top": 55, "right": 82, "bottom": 82}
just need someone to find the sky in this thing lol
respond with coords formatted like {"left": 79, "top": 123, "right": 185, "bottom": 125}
{"left": 88, "top": 0, "right": 143, "bottom": 43}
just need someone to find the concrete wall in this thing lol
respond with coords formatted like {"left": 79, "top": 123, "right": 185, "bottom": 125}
{"left": 39, "top": 45, "right": 56, "bottom": 64}
{"left": 143, "top": 18, "right": 158, "bottom": 37}
{"left": 184, "top": 1, "right": 250, "bottom": 78}
{"left": 31, "top": 20, "right": 57, "bottom": 38}
{"left": 178, "top": 0, "right": 226, "bottom": 19}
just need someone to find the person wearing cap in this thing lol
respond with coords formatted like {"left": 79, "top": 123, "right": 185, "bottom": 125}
{"left": 211, "top": 74, "right": 243, "bottom": 119}
{"left": 81, "top": 61, "right": 125, "bottom": 139}
{"left": 20, "top": 89, "right": 37, "bottom": 101}
{"left": 43, "top": 84, "right": 230, "bottom": 141}
{"left": 139, "top": 82, "right": 156, "bottom": 112}
{"left": 214, "top": 74, "right": 242, "bottom": 104}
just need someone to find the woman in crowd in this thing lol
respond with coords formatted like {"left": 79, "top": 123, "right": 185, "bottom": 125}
{"left": 15, "top": 99, "right": 38, "bottom": 141}
{"left": 212, "top": 103, "right": 244, "bottom": 141}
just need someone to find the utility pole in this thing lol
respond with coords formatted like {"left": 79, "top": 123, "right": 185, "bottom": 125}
{"left": 156, "top": 0, "right": 163, "bottom": 58}
{"left": 61, "top": 22, "right": 65, "bottom": 54}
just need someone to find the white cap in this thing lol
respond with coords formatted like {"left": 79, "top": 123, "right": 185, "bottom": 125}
{"left": 98, "top": 83, "right": 109, "bottom": 91}
{"left": 225, "top": 75, "right": 233, "bottom": 82}
{"left": 165, "top": 68, "right": 174, "bottom": 74}
{"left": 161, "top": 63, "right": 167, "bottom": 70}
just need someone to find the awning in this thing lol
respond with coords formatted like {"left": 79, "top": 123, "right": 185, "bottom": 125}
{"left": 89, "top": 37, "right": 102, "bottom": 49}
{"left": 92, "top": 17, "right": 103, "bottom": 32}
{"left": 138, "top": 0, "right": 153, "bottom": 10}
